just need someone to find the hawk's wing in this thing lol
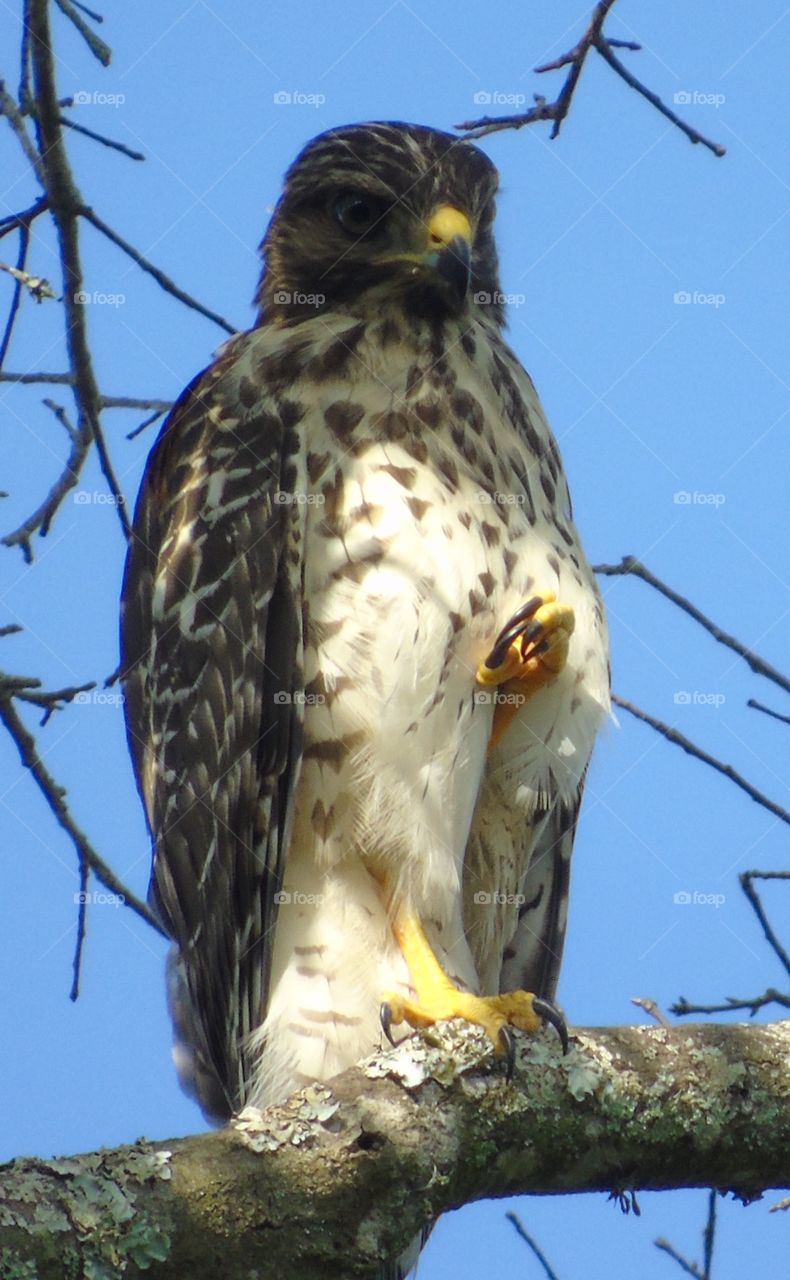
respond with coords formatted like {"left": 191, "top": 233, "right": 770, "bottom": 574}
{"left": 120, "top": 336, "right": 305, "bottom": 1119}
{"left": 499, "top": 789, "right": 584, "bottom": 1002}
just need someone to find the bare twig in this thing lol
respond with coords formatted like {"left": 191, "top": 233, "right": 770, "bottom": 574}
{"left": 0, "top": 370, "right": 73, "bottom": 383}
{"left": 0, "top": 677, "right": 165, "bottom": 941}
{"left": 60, "top": 114, "right": 144, "bottom": 160}
{"left": 458, "top": 0, "right": 617, "bottom": 140}
{"left": 702, "top": 1189, "right": 717, "bottom": 1280}
{"left": 4, "top": 671, "right": 96, "bottom": 724}
{"left": 655, "top": 1237, "right": 705, "bottom": 1279}
{"left": 595, "top": 37, "right": 725, "bottom": 157}
{"left": 506, "top": 1212, "right": 561, "bottom": 1280}
{"left": 596, "top": 557, "right": 790, "bottom": 697}
{"left": 124, "top": 406, "right": 169, "bottom": 439}
{"left": 0, "top": 225, "right": 31, "bottom": 370}
{"left": 740, "top": 870, "right": 790, "bottom": 977}
{"left": 0, "top": 79, "right": 46, "bottom": 181}
{"left": 457, "top": 0, "right": 725, "bottom": 156}
{"left": 82, "top": 206, "right": 237, "bottom": 334}
{"left": 631, "top": 996, "right": 671, "bottom": 1029}
{"left": 612, "top": 695, "right": 790, "bottom": 828}
{"left": 672, "top": 871, "right": 788, "bottom": 1020}
{"left": 52, "top": 0, "right": 110, "bottom": 63}
{"left": 0, "top": 194, "right": 49, "bottom": 239}
{"left": 2, "top": 401, "right": 90, "bottom": 561}
{"left": 672, "top": 989, "right": 790, "bottom": 1018}
{"left": 748, "top": 699, "right": 790, "bottom": 728}
{"left": 100, "top": 395, "right": 172, "bottom": 412}
{"left": 23, "top": 0, "right": 131, "bottom": 546}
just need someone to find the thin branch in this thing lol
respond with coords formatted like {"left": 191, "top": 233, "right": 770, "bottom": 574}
{"left": 52, "top": 0, "right": 111, "bottom": 64}
{"left": 612, "top": 694, "right": 790, "bottom": 827}
{"left": 0, "top": 194, "right": 49, "bottom": 240}
{"left": 0, "top": 370, "right": 73, "bottom": 383}
{"left": 672, "top": 989, "right": 790, "bottom": 1018}
{"left": 0, "top": 676, "right": 165, "bottom": 939}
{"left": 0, "top": 224, "right": 31, "bottom": 370}
{"left": 458, "top": 0, "right": 617, "bottom": 140}
{"left": 82, "top": 206, "right": 237, "bottom": 334}
{"left": 748, "top": 699, "right": 790, "bottom": 728}
{"left": 595, "top": 557, "right": 790, "bottom": 697}
{"left": 740, "top": 870, "right": 790, "bottom": 978}
{"left": 595, "top": 38, "right": 725, "bottom": 157}
{"left": 702, "top": 1189, "right": 717, "bottom": 1280}
{"left": 2, "top": 401, "right": 90, "bottom": 561}
{"left": 25, "top": 0, "right": 131, "bottom": 546}
{"left": 100, "top": 395, "right": 172, "bottom": 412}
{"left": 506, "top": 1212, "right": 561, "bottom": 1280}
{"left": 60, "top": 114, "right": 144, "bottom": 160}
{"left": 456, "top": 0, "right": 725, "bottom": 156}
{"left": 654, "top": 1238, "right": 705, "bottom": 1279}
{"left": 125, "top": 407, "right": 168, "bottom": 439}
{"left": 0, "top": 80, "right": 46, "bottom": 182}
{"left": 631, "top": 996, "right": 671, "bottom": 1029}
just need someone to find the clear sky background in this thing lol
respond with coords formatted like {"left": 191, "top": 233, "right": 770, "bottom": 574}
{"left": 1, "top": 2, "right": 788, "bottom": 1276}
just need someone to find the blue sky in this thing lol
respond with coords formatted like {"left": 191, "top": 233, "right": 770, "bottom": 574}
{"left": 1, "top": 2, "right": 788, "bottom": 1276}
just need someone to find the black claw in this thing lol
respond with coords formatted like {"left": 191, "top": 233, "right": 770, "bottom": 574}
{"left": 533, "top": 997, "right": 570, "bottom": 1055}
{"left": 485, "top": 596, "right": 543, "bottom": 669}
{"left": 499, "top": 1024, "right": 516, "bottom": 1082}
{"left": 379, "top": 1002, "right": 396, "bottom": 1047}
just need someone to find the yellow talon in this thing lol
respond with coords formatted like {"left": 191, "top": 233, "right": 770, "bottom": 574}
{"left": 380, "top": 907, "right": 568, "bottom": 1077}
{"left": 475, "top": 592, "right": 575, "bottom": 750}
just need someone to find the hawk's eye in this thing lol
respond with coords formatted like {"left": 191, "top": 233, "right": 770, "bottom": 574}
{"left": 334, "top": 193, "right": 386, "bottom": 237}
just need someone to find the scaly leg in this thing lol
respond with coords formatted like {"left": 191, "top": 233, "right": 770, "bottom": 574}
{"left": 380, "top": 905, "right": 568, "bottom": 1078}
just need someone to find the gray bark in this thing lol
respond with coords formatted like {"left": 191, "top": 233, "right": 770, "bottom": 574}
{"left": 1, "top": 1021, "right": 788, "bottom": 1279}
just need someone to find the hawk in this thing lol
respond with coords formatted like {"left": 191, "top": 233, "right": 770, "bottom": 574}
{"left": 121, "top": 124, "right": 610, "bottom": 1140}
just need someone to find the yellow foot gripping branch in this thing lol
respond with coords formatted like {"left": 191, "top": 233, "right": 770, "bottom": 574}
{"left": 380, "top": 908, "right": 568, "bottom": 1080}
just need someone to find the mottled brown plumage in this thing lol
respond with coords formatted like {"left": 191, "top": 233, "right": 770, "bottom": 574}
{"left": 120, "top": 124, "right": 609, "bottom": 1159}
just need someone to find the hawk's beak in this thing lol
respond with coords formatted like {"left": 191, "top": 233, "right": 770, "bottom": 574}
{"left": 423, "top": 205, "right": 472, "bottom": 299}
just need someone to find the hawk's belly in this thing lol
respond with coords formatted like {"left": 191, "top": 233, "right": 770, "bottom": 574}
{"left": 249, "top": 419, "right": 608, "bottom": 1108}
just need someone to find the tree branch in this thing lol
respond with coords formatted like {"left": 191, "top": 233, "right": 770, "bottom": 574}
{"left": 0, "top": 1022, "right": 787, "bottom": 1279}
{"left": 612, "top": 695, "right": 790, "bottom": 828}
{"left": 0, "top": 674, "right": 165, "bottom": 942}
{"left": 596, "top": 557, "right": 790, "bottom": 698}
{"left": 456, "top": 0, "right": 725, "bottom": 156}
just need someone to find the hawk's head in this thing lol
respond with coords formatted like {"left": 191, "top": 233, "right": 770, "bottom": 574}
{"left": 256, "top": 122, "right": 503, "bottom": 327}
